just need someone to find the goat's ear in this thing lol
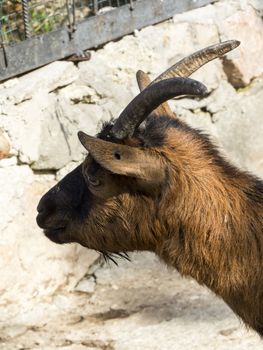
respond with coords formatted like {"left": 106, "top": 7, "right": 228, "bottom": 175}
{"left": 78, "top": 131, "right": 165, "bottom": 182}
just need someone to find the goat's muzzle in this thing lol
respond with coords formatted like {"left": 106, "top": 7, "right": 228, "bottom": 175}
{"left": 36, "top": 165, "right": 87, "bottom": 244}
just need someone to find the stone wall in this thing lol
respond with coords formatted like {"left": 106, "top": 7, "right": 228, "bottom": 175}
{"left": 0, "top": 0, "right": 263, "bottom": 317}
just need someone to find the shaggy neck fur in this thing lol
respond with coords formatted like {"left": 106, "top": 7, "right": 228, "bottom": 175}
{"left": 148, "top": 121, "right": 263, "bottom": 334}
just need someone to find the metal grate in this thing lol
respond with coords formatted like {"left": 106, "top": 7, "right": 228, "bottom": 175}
{"left": 0, "top": 0, "right": 216, "bottom": 82}
{"left": 0, "top": 0, "right": 134, "bottom": 44}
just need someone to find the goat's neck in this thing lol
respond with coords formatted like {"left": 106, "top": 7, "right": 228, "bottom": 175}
{"left": 157, "top": 130, "right": 263, "bottom": 317}
{"left": 159, "top": 143, "right": 263, "bottom": 331}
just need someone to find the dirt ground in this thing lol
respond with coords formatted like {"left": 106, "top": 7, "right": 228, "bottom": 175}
{"left": 0, "top": 252, "right": 262, "bottom": 350}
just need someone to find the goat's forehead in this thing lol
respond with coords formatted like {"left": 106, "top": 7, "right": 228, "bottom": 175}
{"left": 137, "top": 116, "right": 181, "bottom": 147}
{"left": 97, "top": 121, "right": 115, "bottom": 141}
{"left": 80, "top": 117, "right": 179, "bottom": 169}
{"left": 97, "top": 116, "right": 176, "bottom": 147}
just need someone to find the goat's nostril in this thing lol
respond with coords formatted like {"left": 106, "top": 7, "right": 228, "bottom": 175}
{"left": 36, "top": 199, "right": 55, "bottom": 228}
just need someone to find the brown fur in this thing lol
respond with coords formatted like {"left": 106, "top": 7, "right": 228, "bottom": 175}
{"left": 156, "top": 127, "right": 263, "bottom": 334}
{"left": 37, "top": 81, "right": 263, "bottom": 337}
{"left": 37, "top": 113, "right": 263, "bottom": 336}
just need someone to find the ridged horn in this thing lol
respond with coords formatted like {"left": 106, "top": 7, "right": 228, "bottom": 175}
{"left": 151, "top": 40, "right": 240, "bottom": 83}
{"left": 136, "top": 70, "right": 174, "bottom": 118}
{"left": 111, "top": 77, "right": 208, "bottom": 140}
{"left": 136, "top": 70, "right": 151, "bottom": 91}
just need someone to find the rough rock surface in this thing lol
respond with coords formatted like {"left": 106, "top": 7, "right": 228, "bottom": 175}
{"left": 0, "top": 129, "right": 10, "bottom": 159}
{"left": 0, "top": 253, "right": 262, "bottom": 349}
{"left": 0, "top": 0, "right": 263, "bottom": 348}
{"left": 173, "top": 0, "right": 263, "bottom": 87}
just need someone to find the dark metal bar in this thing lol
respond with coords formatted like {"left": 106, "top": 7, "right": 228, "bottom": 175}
{"left": 0, "top": 20, "right": 8, "bottom": 70}
{"left": 0, "top": 0, "right": 217, "bottom": 82}
{"left": 21, "top": 0, "right": 31, "bottom": 39}
{"left": 0, "top": 43, "right": 8, "bottom": 70}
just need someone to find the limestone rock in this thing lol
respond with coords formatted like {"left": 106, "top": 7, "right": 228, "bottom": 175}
{"left": 75, "top": 275, "right": 97, "bottom": 294}
{"left": 0, "top": 79, "right": 105, "bottom": 171}
{"left": 0, "top": 156, "right": 17, "bottom": 167}
{"left": 250, "top": 0, "right": 263, "bottom": 16}
{"left": 0, "top": 165, "right": 33, "bottom": 232}
{"left": 58, "top": 83, "right": 100, "bottom": 104}
{"left": 1, "top": 61, "right": 79, "bottom": 105}
{"left": 1, "top": 92, "right": 48, "bottom": 165}
{"left": 214, "top": 79, "right": 263, "bottom": 177}
{"left": 0, "top": 129, "right": 10, "bottom": 159}
{"left": 173, "top": 0, "right": 263, "bottom": 88}
{"left": 220, "top": 5, "right": 263, "bottom": 87}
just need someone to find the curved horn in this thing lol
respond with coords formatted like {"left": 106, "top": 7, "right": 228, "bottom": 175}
{"left": 151, "top": 40, "right": 240, "bottom": 83}
{"left": 136, "top": 70, "right": 151, "bottom": 91}
{"left": 136, "top": 70, "right": 174, "bottom": 118}
{"left": 134, "top": 40, "right": 240, "bottom": 122}
{"left": 111, "top": 77, "right": 207, "bottom": 140}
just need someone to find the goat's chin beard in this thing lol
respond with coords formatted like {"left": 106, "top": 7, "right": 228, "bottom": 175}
{"left": 100, "top": 251, "right": 131, "bottom": 265}
{"left": 43, "top": 229, "right": 131, "bottom": 265}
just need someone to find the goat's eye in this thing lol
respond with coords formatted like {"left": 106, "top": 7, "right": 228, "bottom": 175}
{"left": 87, "top": 176, "right": 101, "bottom": 187}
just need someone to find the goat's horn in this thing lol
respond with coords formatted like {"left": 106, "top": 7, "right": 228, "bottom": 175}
{"left": 151, "top": 40, "right": 240, "bottom": 83}
{"left": 111, "top": 77, "right": 207, "bottom": 140}
{"left": 136, "top": 70, "right": 174, "bottom": 118}
{"left": 136, "top": 70, "right": 151, "bottom": 91}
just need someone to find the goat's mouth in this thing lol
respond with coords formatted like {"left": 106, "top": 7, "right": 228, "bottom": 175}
{"left": 44, "top": 227, "right": 70, "bottom": 244}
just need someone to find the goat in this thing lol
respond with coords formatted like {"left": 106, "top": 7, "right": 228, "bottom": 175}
{"left": 36, "top": 40, "right": 263, "bottom": 336}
